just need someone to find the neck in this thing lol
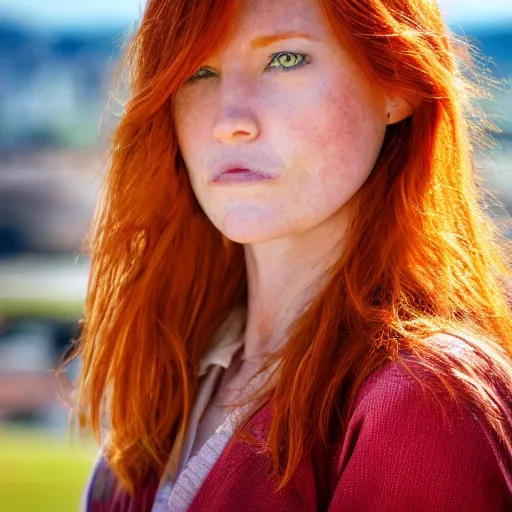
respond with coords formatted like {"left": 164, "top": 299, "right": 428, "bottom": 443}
{"left": 241, "top": 207, "right": 349, "bottom": 361}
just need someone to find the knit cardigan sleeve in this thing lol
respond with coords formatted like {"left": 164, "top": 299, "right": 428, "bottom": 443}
{"left": 327, "top": 362, "right": 512, "bottom": 511}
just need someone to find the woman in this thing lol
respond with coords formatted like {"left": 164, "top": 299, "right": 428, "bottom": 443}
{"left": 75, "top": 0, "right": 512, "bottom": 509}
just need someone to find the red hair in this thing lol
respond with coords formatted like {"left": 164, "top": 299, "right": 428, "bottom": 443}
{"left": 72, "top": 0, "right": 512, "bottom": 494}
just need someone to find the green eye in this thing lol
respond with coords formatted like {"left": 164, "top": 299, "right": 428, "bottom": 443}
{"left": 269, "top": 52, "right": 307, "bottom": 70}
{"left": 187, "top": 67, "right": 216, "bottom": 82}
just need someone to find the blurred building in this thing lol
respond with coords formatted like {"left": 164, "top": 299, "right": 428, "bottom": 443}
{"left": 0, "top": 19, "right": 125, "bottom": 150}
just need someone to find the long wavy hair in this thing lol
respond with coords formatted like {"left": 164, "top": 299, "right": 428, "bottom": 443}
{"left": 71, "top": 0, "right": 512, "bottom": 494}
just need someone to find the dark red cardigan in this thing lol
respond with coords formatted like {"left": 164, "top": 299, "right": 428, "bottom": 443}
{"left": 87, "top": 354, "right": 512, "bottom": 511}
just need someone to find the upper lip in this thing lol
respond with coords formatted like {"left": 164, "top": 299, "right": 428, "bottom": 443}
{"left": 209, "top": 159, "right": 278, "bottom": 182}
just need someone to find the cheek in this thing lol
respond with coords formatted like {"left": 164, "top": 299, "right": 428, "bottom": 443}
{"left": 174, "top": 87, "right": 216, "bottom": 154}
{"left": 269, "top": 75, "right": 386, "bottom": 201}
{"left": 323, "top": 86, "right": 385, "bottom": 190}
{"left": 174, "top": 91, "right": 215, "bottom": 188}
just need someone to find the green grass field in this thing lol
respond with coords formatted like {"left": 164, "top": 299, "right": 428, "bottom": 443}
{"left": 0, "top": 427, "right": 98, "bottom": 511}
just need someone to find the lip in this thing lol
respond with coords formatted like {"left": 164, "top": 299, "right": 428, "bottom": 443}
{"left": 210, "top": 160, "right": 278, "bottom": 185}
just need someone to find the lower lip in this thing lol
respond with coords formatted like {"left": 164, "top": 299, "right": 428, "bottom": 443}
{"left": 213, "top": 169, "right": 275, "bottom": 185}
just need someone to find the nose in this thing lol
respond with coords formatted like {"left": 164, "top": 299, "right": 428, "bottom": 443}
{"left": 212, "top": 77, "right": 260, "bottom": 144}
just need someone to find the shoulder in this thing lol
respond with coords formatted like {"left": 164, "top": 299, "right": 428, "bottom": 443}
{"left": 82, "top": 453, "right": 160, "bottom": 512}
{"left": 81, "top": 454, "right": 117, "bottom": 511}
{"left": 352, "top": 331, "right": 511, "bottom": 427}
{"left": 328, "top": 334, "right": 512, "bottom": 511}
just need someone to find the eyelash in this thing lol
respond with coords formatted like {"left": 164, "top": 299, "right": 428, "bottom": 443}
{"left": 187, "top": 52, "right": 309, "bottom": 82}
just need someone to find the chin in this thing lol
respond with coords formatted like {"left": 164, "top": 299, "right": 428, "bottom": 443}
{"left": 214, "top": 207, "right": 289, "bottom": 245}
{"left": 219, "top": 225, "right": 284, "bottom": 245}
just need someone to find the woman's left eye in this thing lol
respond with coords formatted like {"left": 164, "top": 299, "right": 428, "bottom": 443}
{"left": 268, "top": 52, "right": 308, "bottom": 71}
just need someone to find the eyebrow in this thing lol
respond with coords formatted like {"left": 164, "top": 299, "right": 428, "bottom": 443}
{"left": 250, "top": 31, "right": 317, "bottom": 50}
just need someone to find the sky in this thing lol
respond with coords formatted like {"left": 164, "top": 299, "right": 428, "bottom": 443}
{"left": 0, "top": 0, "right": 511, "bottom": 30}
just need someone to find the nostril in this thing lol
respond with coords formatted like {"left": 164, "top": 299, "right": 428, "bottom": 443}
{"left": 213, "top": 118, "right": 260, "bottom": 143}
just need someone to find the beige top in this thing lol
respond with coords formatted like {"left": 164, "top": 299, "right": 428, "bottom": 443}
{"left": 162, "top": 305, "right": 248, "bottom": 478}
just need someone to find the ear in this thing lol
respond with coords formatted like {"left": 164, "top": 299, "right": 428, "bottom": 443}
{"left": 385, "top": 95, "right": 413, "bottom": 125}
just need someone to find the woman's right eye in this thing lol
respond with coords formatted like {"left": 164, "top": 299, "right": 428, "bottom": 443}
{"left": 187, "top": 67, "right": 216, "bottom": 82}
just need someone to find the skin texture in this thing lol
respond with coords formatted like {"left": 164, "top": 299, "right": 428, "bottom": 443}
{"left": 173, "top": 0, "right": 410, "bottom": 368}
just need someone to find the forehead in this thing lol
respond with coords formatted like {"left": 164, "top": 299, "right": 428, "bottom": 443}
{"left": 232, "top": 0, "right": 329, "bottom": 40}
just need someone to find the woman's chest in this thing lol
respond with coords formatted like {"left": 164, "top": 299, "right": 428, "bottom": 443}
{"left": 190, "top": 401, "right": 228, "bottom": 456}
{"left": 190, "top": 368, "right": 253, "bottom": 456}
{"left": 186, "top": 405, "right": 319, "bottom": 512}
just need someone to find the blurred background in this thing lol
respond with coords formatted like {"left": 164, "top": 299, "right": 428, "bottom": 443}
{"left": 0, "top": 0, "right": 510, "bottom": 510}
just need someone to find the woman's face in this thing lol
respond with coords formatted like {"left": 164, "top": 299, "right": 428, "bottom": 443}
{"left": 174, "top": 0, "right": 390, "bottom": 244}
